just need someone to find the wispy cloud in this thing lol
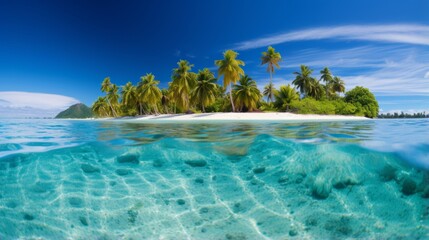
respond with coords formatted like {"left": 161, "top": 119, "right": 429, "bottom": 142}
{"left": 281, "top": 46, "right": 397, "bottom": 69}
{"left": 249, "top": 45, "right": 429, "bottom": 96}
{"left": 0, "top": 91, "right": 79, "bottom": 118}
{"left": 339, "top": 48, "right": 429, "bottom": 95}
{"left": 235, "top": 24, "right": 429, "bottom": 50}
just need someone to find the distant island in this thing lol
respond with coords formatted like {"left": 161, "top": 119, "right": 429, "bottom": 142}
{"left": 378, "top": 112, "right": 428, "bottom": 119}
{"left": 55, "top": 103, "right": 93, "bottom": 119}
{"left": 89, "top": 46, "right": 379, "bottom": 119}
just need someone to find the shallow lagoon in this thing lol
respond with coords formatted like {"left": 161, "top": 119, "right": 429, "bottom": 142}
{"left": 0, "top": 119, "right": 428, "bottom": 239}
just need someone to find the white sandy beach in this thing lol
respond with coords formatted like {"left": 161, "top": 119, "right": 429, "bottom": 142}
{"left": 97, "top": 112, "right": 369, "bottom": 122}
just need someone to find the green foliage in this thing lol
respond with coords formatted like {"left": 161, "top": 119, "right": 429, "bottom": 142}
{"left": 259, "top": 102, "right": 276, "bottom": 111}
{"left": 332, "top": 76, "right": 345, "bottom": 94}
{"left": 274, "top": 85, "right": 299, "bottom": 111}
{"left": 215, "top": 50, "right": 245, "bottom": 112}
{"left": 345, "top": 86, "right": 379, "bottom": 118}
{"left": 287, "top": 98, "right": 367, "bottom": 116}
{"left": 306, "top": 78, "right": 325, "bottom": 100}
{"left": 191, "top": 68, "right": 218, "bottom": 112}
{"left": 171, "top": 60, "right": 196, "bottom": 111}
{"left": 263, "top": 82, "right": 276, "bottom": 103}
{"left": 205, "top": 86, "right": 230, "bottom": 112}
{"left": 121, "top": 82, "right": 137, "bottom": 115}
{"left": 331, "top": 100, "right": 360, "bottom": 115}
{"left": 92, "top": 97, "right": 109, "bottom": 117}
{"left": 290, "top": 98, "right": 336, "bottom": 115}
{"left": 138, "top": 73, "right": 162, "bottom": 114}
{"left": 261, "top": 46, "right": 281, "bottom": 74}
{"left": 292, "top": 65, "right": 314, "bottom": 96}
{"left": 100, "top": 77, "right": 119, "bottom": 117}
{"left": 56, "top": 103, "right": 93, "bottom": 119}
{"left": 232, "top": 75, "right": 261, "bottom": 112}
{"left": 120, "top": 104, "right": 138, "bottom": 116}
{"left": 206, "top": 95, "right": 231, "bottom": 112}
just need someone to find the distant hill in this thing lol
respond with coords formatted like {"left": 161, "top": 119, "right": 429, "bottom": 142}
{"left": 55, "top": 103, "right": 93, "bottom": 119}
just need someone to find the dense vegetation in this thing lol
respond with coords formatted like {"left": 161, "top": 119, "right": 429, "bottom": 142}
{"left": 92, "top": 46, "right": 379, "bottom": 118}
{"left": 378, "top": 112, "right": 428, "bottom": 118}
{"left": 55, "top": 103, "right": 93, "bottom": 119}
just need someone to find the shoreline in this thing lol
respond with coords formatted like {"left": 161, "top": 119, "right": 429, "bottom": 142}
{"left": 87, "top": 112, "right": 369, "bottom": 122}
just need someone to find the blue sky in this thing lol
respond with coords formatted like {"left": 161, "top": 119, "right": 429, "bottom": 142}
{"left": 0, "top": 0, "right": 428, "bottom": 117}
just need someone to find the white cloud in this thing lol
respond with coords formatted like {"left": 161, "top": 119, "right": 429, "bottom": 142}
{"left": 248, "top": 45, "right": 429, "bottom": 96}
{"left": 235, "top": 24, "right": 429, "bottom": 50}
{"left": 339, "top": 48, "right": 429, "bottom": 95}
{"left": 0, "top": 91, "right": 79, "bottom": 118}
{"left": 281, "top": 46, "right": 396, "bottom": 69}
{"left": 425, "top": 71, "right": 429, "bottom": 78}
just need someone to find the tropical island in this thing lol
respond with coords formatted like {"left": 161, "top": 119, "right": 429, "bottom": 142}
{"left": 90, "top": 47, "right": 379, "bottom": 119}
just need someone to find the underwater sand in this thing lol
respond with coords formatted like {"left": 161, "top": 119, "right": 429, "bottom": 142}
{"left": 0, "top": 119, "right": 428, "bottom": 239}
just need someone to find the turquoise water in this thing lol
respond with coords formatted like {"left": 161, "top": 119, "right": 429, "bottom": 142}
{"left": 0, "top": 119, "right": 428, "bottom": 239}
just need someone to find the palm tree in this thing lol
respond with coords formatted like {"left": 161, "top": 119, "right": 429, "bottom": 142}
{"left": 215, "top": 50, "right": 245, "bottom": 112}
{"left": 320, "top": 67, "right": 334, "bottom": 99}
{"left": 192, "top": 68, "right": 218, "bottom": 112}
{"left": 121, "top": 82, "right": 137, "bottom": 106}
{"left": 161, "top": 89, "right": 171, "bottom": 114}
{"left": 107, "top": 84, "right": 120, "bottom": 116}
{"left": 307, "top": 78, "right": 324, "bottom": 100}
{"left": 100, "top": 77, "right": 118, "bottom": 117}
{"left": 136, "top": 78, "right": 145, "bottom": 115}
{"left": 261, "top": 46, "right": 281, "bottom": 102}
{"left": 274, "top": 85, "right": 299, "bottom": 111}
{"left": 167, "top": 82, "right": 180, "bottom": 113}
{"left": 292, "top": 65, "right": 314, "bottom": 97}
{"left": 171, "top": 60, "right": 196, "bottom": 112}
{"left": 139, "top": 73, "right": 162, "bottom": 114}
{"left": 120, "top": 82, "right": 137, "bottom": 116}
{"left": 92, "top": 97, "right": 109, "bottom": 117}
{"left": 331, "top": 76, "right": 345, "bottom": 95}
{"left": 263, "top": 82, "right": 276, "bottom": 103}
{"left": 232, "top": 75, "right": 261, "bottom": 112}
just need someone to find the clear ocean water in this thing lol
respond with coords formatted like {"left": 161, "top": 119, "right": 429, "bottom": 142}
{"left": 0, "top": 118, "right": 428, "bottom": 239}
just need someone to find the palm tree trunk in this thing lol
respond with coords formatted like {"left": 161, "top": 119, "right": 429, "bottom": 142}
{"left": 106, "top": 98, "right": 117, "bottom": 117}
{"left": 269, "top": 70, "right": 273, "bottom": 103}
{"left": 229, "top": 83, "right": 235, "bottom": 112}
{"left": 154, "top": 104, "right": 159, "bottom": 115}
{"left": 186, "top": 96, "right": 190, "bottom": 112}
{"left": 139, "top": 102, "right": 143, "bottom": 115}
{"left": 202, "top": 103, "right": 205, "bottom": 113}
{"left": 326, "top": 85, "right": 329, "bottom": 100}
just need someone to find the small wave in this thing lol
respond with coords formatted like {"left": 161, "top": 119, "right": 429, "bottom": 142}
{"left": 0, "top": 143, "right": 79, "bottom": 159}
{"left": 362, "top": 141, "right": 429, "bottom": 170}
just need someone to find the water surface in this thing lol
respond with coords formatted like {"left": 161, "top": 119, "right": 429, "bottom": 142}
{"left": 0, "top": 119, "right": 428, "bottom": 239}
